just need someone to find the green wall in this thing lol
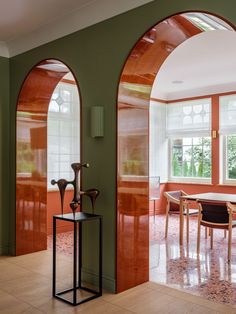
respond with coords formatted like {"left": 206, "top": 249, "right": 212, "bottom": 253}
{"left": 0, "top": 57, "right": 9, "bottom": 255}
{"left": 3, "top": 0, "right": 236, "bottom": 291}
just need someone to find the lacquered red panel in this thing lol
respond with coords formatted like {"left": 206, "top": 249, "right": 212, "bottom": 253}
{"left": 16, "top": 60, "right": 69, "bottom": 255}
{"left": 117, "top": 15, "right": 202, "bottom": 292}
{"left": 47, "top": 190, "right": 76, "bottom": 235}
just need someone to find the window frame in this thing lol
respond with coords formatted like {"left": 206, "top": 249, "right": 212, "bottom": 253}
{"left": 47, "top": 80, "right": 80, "bottom": 191}
{"left": 219, "top": 94, "right": 236, "bottom": 185}
{"left": 221, "top": 134, "right": 236, "bottom": 185}
{"left": 168, "top": 137, "right": 212, "bottom": 184}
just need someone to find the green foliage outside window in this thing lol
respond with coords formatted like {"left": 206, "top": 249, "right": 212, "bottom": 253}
{"left": 172, "top": 137, "right": 211, "bottom": 178}
{"left": 227, "top": 135, "right": 236, "bottom": 179}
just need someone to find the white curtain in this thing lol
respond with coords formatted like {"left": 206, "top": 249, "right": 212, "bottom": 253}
{"left": 166, "top": 98, "right": 211, "bottom": 138}
{"left": 220, "top": 94, "right": 236, "bottom": 135}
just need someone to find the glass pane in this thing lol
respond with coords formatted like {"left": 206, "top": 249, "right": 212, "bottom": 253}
{"left": 60, "top": 162, "right": 70, "bottom": 172}
{"left": 48, "top": 136, "right": 59, "bottom": 154}
{"left": 227, "top": 135, "right": 236, "bottom": 179}
{"left": 62, "top": 90, "right": 71, "bottom": 101}
{"left": 47, "top": 79, "right": 80, "bottom": 189}
{"left": 60, "top": 102, "right": 70, "bottom": 114}
{"left": 193, "top": 137, "right": 202, "bottom": 145}
{"left": 171, "top": 137, "right": 211, "bottom": 179}
{"left": 48, "top": 119, "right": 59, "bottom": 136}
{"left": 49, "top": 100, "right": 59, "bottom": 112}
{"left": 60, "top": 120, "right": 72, "bottom": 137}
{"left": 60, "top": 171, "right": 73, "bottom": 181}
{"left": 48, "top": 154, "right": 59, "bottom": 172}
{"left": 183, "top": 138, "right": 192, "bottom": 145}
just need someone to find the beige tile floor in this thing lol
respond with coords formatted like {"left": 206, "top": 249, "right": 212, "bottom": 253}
{"left": 0, "top": 251, "right": 236, "bottom": 314}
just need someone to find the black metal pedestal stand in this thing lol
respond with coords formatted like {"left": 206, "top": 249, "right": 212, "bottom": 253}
{"left": 52, "top": 212, "right": 102, "bottom": 306}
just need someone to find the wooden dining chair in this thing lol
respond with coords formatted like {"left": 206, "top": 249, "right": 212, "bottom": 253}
{"left": 164, "top": 190, "right": 198, "bottom": 242}
{"left": 197, "top": 201, "right": 236, "bottom": 261}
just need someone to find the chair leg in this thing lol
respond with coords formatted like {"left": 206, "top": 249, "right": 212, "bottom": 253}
{"left": 186, "top": 205, "right": 189, "bottom": 243}
{"left": 165, "top": 202, "right": 170, "bottom": 238}
{"left": 228, "top": 227, "right": 232, "bottom": 262}
{"left": 228, "top": 207, "right": 233, "bottom": 262}
{"left": 205, "top": 227, "right": 208, "bottom": 239}
{"left": 210, "top": 228, "right": 214, "bottom": 249}
{"left": 224, "top": 230, "right": 227, "bottom": 238}
{"left": 197, "top": 216, "right": 201, "bottom": 255}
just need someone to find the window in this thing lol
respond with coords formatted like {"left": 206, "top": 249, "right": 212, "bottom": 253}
{"left": 171, "top": 137, "right": 211, "bottom": 179}
{"left": 220, "top": 94, "right": 236, "bottom": 184}
{"left": 47, "top": 78, "right": 80, "bottom": 189}
{"left": 183, "top": 12, "right": 233, "bottom": 32}
{"left": 167, "top": 98, "right": 212, "bottom": 182}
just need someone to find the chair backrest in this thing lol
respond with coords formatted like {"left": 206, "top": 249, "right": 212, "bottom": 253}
{"left": 199, "top": 201, "right": 229, "bottom": 224}
{"left": 164, "top": 190, "right": 182, "bottom": 211}
{"left": 165, "top": 190, "right": 182, "bottom": 201}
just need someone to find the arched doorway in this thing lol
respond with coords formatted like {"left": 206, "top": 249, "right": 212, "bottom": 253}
{"left": 117, "top": 12, "right": 235, "bottom": 292}
{"left": 16, "top": 59, "right": 81, "bottom": 256}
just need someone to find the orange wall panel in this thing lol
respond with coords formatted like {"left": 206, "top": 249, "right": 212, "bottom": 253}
{"left": 47, "top": 190, "right": 75, "bottom": 235}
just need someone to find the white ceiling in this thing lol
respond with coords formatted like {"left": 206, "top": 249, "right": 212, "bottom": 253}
{"left": 151, "top": 30, "right": 236, "bottom": 101}
{"left": 0, "top": 0, "right": 154, "bottom": 57}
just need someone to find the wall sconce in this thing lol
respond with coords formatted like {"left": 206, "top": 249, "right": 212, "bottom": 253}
{"left": 91, "top": 106, "right": 104, "bottom": 138}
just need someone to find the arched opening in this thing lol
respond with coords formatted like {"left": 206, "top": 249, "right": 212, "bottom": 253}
{"left": 117, "top": 11, "right": 235, "bottom": 293}
{"left": 16, "top": 59, "right": 81, "bottom": 255}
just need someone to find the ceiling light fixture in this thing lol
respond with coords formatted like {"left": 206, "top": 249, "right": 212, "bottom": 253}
{"left": 171, "top": 80, "right": 184, "bottom": 84}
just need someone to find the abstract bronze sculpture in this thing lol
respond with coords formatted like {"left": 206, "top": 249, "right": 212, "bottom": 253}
{"left": 51, "top": 162, "right": 100, "bottom": 215}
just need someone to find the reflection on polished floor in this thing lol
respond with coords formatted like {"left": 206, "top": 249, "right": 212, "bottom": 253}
{"left": 150, "top": 214, "right": 236, "bottom": 307}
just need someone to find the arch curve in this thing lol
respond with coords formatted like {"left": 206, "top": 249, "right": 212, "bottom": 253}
{"left": 16, "top": 59, "right": 80, "bottom": 255}
{"left": 116, "top": 11, "right": 234, "bottom": 292}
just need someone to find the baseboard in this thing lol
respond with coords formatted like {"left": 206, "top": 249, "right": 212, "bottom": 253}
{"left": 82, "top": 267, "right": 116, "bottom": 293}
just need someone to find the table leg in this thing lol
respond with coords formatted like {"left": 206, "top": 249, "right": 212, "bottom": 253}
{"left": 179, "top": 198, "right": 184, "bottom": 245}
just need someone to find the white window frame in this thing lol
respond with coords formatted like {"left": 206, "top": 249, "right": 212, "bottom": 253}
{"left": 168, "top": 137, "right": 212, "bottom": 184}
{"left": 47, "top": 80, "right": 80, "bottom": 191}
{"left": 219, "top": 94, "right": 236, "bottom": 185}
{"left": 221, "top": 134, "right": 236, "bottom": 185}
{"left": 167, "top": 98, "right": 212, "bottom": 184}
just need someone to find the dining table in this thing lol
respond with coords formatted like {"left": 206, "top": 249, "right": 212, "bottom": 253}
{"left": 179, "top": 192, "right": 236, "bottom": 245}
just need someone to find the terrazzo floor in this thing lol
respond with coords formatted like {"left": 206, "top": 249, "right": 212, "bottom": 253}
{"left": 150, "top": 214, "right": 236, "bottom": 307}
{"left": 48, "top": 214, "right": 236, "bottom": 307}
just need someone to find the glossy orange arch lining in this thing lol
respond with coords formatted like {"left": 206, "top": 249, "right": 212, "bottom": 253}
{"left": 116, "top": 12, "right": 234, "bottom": 293}
{"left": 16, "top": 59, "right": 78, "bottom": 255}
